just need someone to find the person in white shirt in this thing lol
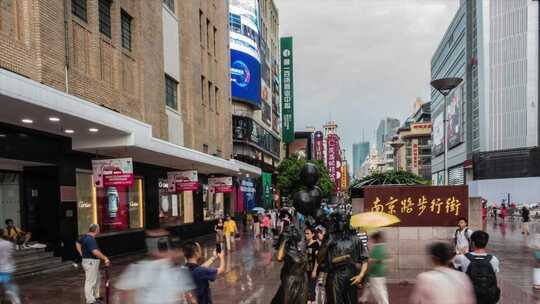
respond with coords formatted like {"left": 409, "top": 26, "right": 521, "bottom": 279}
{"left": 453, "top": 217, "right": 473, "bottom": 255}
{"left": 0, "top": 237, "right": 21, "bottom": 304}
{"left": 410, "top": 242, "right": 475, "bottom": 304}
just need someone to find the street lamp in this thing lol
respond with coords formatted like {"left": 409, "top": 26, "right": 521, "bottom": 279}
{"left": 430, "top": 77, "right": 463, "bottom": 185}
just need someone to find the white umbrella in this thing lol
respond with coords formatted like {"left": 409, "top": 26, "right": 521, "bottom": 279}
{"left": 252, "top": 207, "right": 265, "bottom": 213}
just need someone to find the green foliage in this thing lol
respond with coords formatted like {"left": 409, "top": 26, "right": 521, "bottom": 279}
{"left": 350, "top": 170, "right": 430, "bottom": 189}
{"left": 276, "top": 155, "right": 334, "bottom": 199}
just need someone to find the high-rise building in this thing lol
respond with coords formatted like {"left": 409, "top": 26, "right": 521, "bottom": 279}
{"left": 230, "top": 0, "right": 281, "bottom": 185}
{"left": 0, "top": 0, "right": 258, "bottom": 261}
{"left": 376, "top": 118, "right": 400, "bottom": 157}
{"left": 434, "top": 0, "right": 540, "bottom": 205}
{"left": 352, "top": 142, "right": 370, "bottom": 178}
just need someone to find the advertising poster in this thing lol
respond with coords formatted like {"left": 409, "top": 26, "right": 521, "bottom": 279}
{"left": 92, "top": 158, "right": 134, "bottom": 188}
{"left": 241, "top": 179, "right": 256, "bottom": 211}
{"left": 208, "top": 177, "right": 233, "bottom": 193}
{"left": 167, "top": 170, "right": 199, "bottom": 192}
{"left": 262, "top": 172, "right": 273, "bottom": 209}
{"left": 447, "top": 84, "right": 464, "bottom": 149}
{"left": 364, "top": 185, "right": 468, "bottom": 226}
{"left": 281, "top": 37, "right": 294, "bottom": 143}
{"left": 432, "top": 108, "right": 444, "bottom": 156}
{"left": 229, "top": 0, "right": 261, "bottom": 106}
{"left": 313, "top": 131, "right": 324, "bottom": 160}
{"left": 261, "top": 84, "right": 272, "bottom": 126}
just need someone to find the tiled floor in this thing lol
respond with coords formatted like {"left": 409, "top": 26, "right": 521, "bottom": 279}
{"left": 12, "top": 219, "right": 540, "bottom": 303}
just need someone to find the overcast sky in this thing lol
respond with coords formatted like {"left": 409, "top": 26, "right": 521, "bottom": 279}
{"left": 274, "top": 0, "right": 459, "bottom": 164}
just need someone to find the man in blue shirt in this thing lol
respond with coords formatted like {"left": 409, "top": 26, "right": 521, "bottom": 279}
{"left": 183, "top": 241, "right": 225, "bottom": 304}
{"left": 76, "top": 224, "right": 110, "bottom": 304}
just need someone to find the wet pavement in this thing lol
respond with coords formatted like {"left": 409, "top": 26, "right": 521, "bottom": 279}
{"left": 11, "top": 219, "right": 540, "bottom": 303}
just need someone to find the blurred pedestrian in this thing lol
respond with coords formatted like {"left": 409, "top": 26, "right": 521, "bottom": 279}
{"left": 453, "top": 217, "right": 473, "bottom": 255}
{"left": 246, "top": 213, "right": 254, "bottom": 232}
{"left": 115, "top": 237, "right": 196, "bottom": 304}
{"left": 253, "top": 213, "right": 261, "bottom": 239}
{"left": 242, "top": 211, "right": 248, "bottom": 232}
{"left": 522, "top": 206, "right": 530, "bottom": 235}
{"left": 214, "top": 218, "right": 224, "bottom": 244}
{"left": 262, "top": 213, "right": 271, "bottom": 240}
{"left": 410, "top": 242, "right": 475, "bottom": 304}
{"left": 305, "top": 227, "right": 320, "bottom": 304}
{"left": 455, "top": 230, "right": 501, "bottom": 304}
{"left": 76, "top": 224, "right": 110, "bottom": 304}
{"left": 500, "top": 204, "right": 508, "bottom": 223}
{"left": 0, "top": 236, "right": 20, "bottom": 304}
{"left": 359, "top": 232, "right": 388, "bottom": 304}
{"left": 223, "top": 216, "right": 238, "bottom": 251}
{"left": 183, "top": 242, "right": 226, "bottom": 304}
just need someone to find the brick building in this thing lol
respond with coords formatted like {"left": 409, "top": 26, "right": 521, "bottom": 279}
{"left": 0, "top": 0, "right": 258, "bottom": 263}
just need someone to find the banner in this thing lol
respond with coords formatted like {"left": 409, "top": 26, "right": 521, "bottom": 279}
{"left": 364, "top": 185, "right": 469, "bottom": 226}
{"left": 327, "top": 134, "right": 340, "bottom": 192}
{"left": 411, "top": 140, "right": 419, "bottom": 173}
{"left": 241, "top": 178, "right": 256, "bottom": 211}
{"left": 167, "top": 170, "right": 199, "bottom": 192}
{"left": 447, "top": 84, "right": 464, "bottom": 149}
{"left": 92, "top": 158, "right": 134, "bottom": 188}
{"left": 208, "top": 177, "right": 233, "bottom": 193}
{"left": 313, "top": 131, "right": 324, "bottom": 160}
{"left": 340, "top": 161, "right": 348, "bottom": 191}
{"left": 281, "top": 37, "right": 294, "bottom": 143}
{"left": 262, "top": 172, "right": 273, "bottom": 209}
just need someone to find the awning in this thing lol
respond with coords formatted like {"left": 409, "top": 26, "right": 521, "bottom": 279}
{"left": 0, "top": 68, "right": 261, "bottom": 176}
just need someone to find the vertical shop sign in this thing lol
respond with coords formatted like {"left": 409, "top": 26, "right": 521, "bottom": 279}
{"left": 327, "top": 134, "right": 338, "bottom": 191}
{"left": 313, "top": 131, "right": 324, "bottom": 160}
{"left": 262, "top": 172, "right": 273, "bottom": 209}
{"left": 241, "top": 179, "right": 256, "bottom": 211}
{"left": 92, "top": 158, "right": 134, "bottom": 187}
{"left": 412, "top": 140, "right": 419, "bottom": 173}
{"left": 167, "top": 170, "right": 200, "bottom": 192}
{"left": 281, "top": 37, "right": 294, "bottom": 143}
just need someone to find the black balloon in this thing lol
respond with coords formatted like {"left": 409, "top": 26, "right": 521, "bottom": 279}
{"left": 300, "top": 163, "right": 320, "bottom": 188}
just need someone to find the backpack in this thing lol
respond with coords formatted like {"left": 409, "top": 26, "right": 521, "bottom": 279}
{"left": 465, "top": 253, "right": 500, "bottom": 304}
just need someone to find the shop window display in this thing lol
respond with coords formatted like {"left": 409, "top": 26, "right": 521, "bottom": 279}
{"left": 159, "top": 185, "right": 195, "bottom": 226}
{"left": 203, "top": 185, "right": 224, "bottom": 220}
{"left": 76, "top": 172, "right": 144, "bottom": 235}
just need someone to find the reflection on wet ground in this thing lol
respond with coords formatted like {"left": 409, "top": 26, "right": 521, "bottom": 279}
{"left": 14, "top": 219, "right": 540, "bottom": 303}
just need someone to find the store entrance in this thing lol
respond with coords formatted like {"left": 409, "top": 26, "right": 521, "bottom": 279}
{"left": 0, "top": 171, "right": 21, "bottom": 230}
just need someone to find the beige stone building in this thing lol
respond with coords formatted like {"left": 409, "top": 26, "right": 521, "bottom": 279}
{"left": 0, "top": 0, "right": 258, "bottom": 262}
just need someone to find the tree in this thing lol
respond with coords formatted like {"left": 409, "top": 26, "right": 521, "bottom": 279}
{"left": 350, "top": 170, "right": 429, "bottom": 189}
{"left": 276, "top": 155, "right": 334, "bottom": 199}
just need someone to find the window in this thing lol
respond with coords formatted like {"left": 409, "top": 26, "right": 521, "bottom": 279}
{"left": 206, "top": 18, "right": 211, "bottom": 49}
{"left": 159, "top": 180, "right": 194, "bottom": 226}
{"left": 215, "top": 86, "right": 219, "bottom": 113}
{"left": 201, "top": 76, "right": 206, "bottom": 105}
{"left": 165, "top": 74, "right": 178, "bottom": 109}
{"left": 72, "top": 0, "right": 87, "bottom": 21}
{"left": 99, "top": 0, "right": 112, "bottom": 38}
{"left": 199, "top": 10, "right": 204, "bottom": 45}
{"left": 203, "top": 144, "right": 209, "bottom": 154}
{"left": 163, "top": 0, "right": 174, "bottom": 12}
{"left": 76, "top": 172, "right": 145, "bottom": 235}
{"left": 208, "top": 81, "right": 213, "bottom": 111}
{"left": 213, "top": 26, "right": 217, "bottom": 54}
{"left": 121, "top": 10, "right": 133, "bottom": 51}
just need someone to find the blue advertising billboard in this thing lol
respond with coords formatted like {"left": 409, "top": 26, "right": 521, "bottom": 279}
{"left": 229, "top": 0, "right": 261, "bottom": 107}
{"left": 231, "top": 50, "right": 261, "bottom": 105}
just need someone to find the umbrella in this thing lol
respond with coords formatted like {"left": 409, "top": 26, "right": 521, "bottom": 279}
{"left": 252, "top": 207, "right": 265, "bottom": 213}
{"left": 350, "top": 212, "right": 400, "bottom": 230}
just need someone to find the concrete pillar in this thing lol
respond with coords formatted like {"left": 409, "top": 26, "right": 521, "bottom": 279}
{"left": 469, "top": 197, "right": 482, "bottom": 230}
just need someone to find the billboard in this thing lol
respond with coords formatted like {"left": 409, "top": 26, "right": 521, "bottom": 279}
{"left": 432, "top": 107, "right": 444, "bottom": 156}
{"left": 448, "top": 84, "right": 464, "bottom": 149}
{"left": 364, "top": 185, "right": 469, "bottom": 226}
{"left": 281, "top": 37, "right": 294, "bottom": 143}
{"left": 167, "top": 170, "right": 200, "bottom": 192}
{"left": 229, "top": 0, "right": 261, "bottom": 106}
{"left": 208, "top": 177, "right": 233, "bottom": 193}
{"left": 92, "top": 158, "right": 134, "bottom": 188}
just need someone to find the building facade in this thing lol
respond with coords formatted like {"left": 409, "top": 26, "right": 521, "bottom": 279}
{"left": 0, "top": 0, "right": 259, "bottom": 262}
{"left": 392, "top": 101, "right": 432, "bottom": 180}
{"left": 375, "top": 117, "right": 400, "bottom": 171}
{"left": 352, "top": 142, "right": 370, "bottom": 179}
{"left": 431, "top": 3, "right": 468, "bottom": 185}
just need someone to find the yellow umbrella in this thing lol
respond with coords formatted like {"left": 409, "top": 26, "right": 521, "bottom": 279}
{"left": 350, "top": 212, "right": 400, "bottom": 229}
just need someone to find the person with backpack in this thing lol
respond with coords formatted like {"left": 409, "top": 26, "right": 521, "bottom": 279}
{"left": 455, "top": 230, "right": 501, "bottom": 304}
{"left": 76, "top": 224, "right": 110, "bottom": 304}
{"left": 454, "top": 217, "right": 473, "bottom": 255}
{"left": 410, "top": 242, "right": 475, "bottom": 304}
{"left": 183, "top": 241, "right": 225, "bottom": 304}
